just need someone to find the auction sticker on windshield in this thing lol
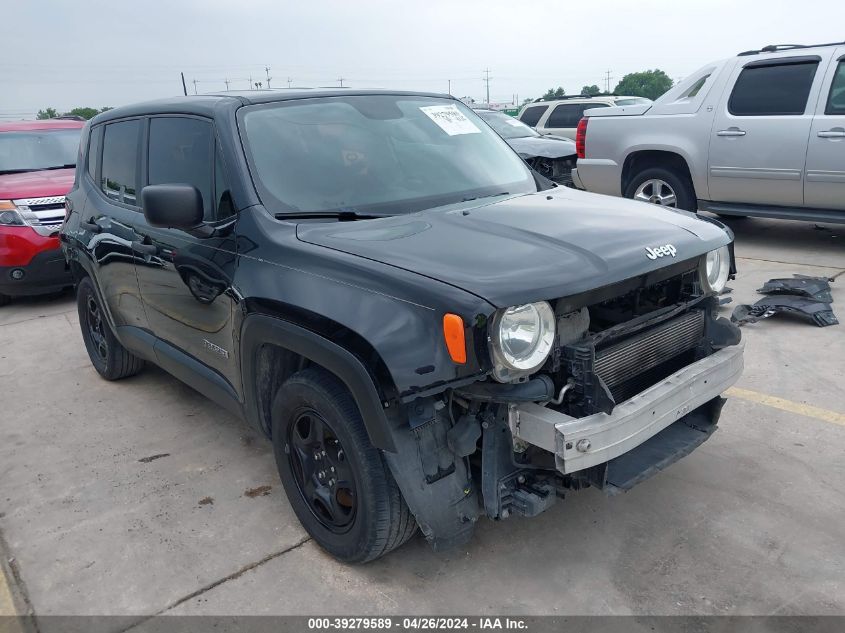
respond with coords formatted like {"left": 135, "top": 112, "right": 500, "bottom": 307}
{"left": 420, "top": 104, "right": 481, "bottom": 136}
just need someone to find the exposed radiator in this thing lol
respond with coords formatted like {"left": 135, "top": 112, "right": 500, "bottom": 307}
{"left": 595, "top": 310, "right": 705, "bottom": 391}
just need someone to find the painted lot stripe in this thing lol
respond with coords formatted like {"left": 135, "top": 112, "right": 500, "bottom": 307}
{"left": 0, "top": 564, "right": 16, "bottom": 616}
{"left": 727, "top": 387, "right": 845, "bottom": 427}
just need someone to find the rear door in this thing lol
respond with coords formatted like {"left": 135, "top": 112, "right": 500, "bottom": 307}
{"left": 708, "top": 54, "right": 826, "bottom": 206}
{"left": 81, "top": 118, "right": 149, "bottom": 330}
{"left": 540, "top": 102, "right": 609, "bottom": 139}
{"left": 132, "top": 115, "right": 241, "bottom": 393}
{"left": 804, "top": 49, "right": 845, "bottom": 210}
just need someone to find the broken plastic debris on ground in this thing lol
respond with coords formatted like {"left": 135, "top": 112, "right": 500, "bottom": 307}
{"left": 731, "top": 275, "right": 838, "bottom": 328}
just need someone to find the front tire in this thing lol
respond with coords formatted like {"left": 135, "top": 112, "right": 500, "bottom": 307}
{"left": 625, "top": 166, "right": 697, "bottom": 212}
{"left": 272, "top": 367, "right": 416, "bottom": 563}
{"left": 77, "top": 277, "right": 144, "bottom": 380}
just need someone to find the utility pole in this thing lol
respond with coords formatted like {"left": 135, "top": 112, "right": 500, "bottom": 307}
{"left": 483, "top": 68, "right": 492, "bottom": 106}
{"left": 265, "top": 66, "right": 272, "bottom": 88}
{"left": 192, "top": 79, "right": 198, "bottom": 95}
{"left": 249, "top": 75, "right": 253, "bottom": 90}
{"left": 224, "top": 78, "right": 230, "bottom": 91}
{"left": 287, "top": 77, "right": 293, "bottom": 88}
{"left": 448, "top": 79, "right": 451, "bottom": 95}
{"left": 338, "top": 77, "right": 345, "bottom": 87}
{"left": 604, "top": 70, "right": 613, "bottom": 94}
{"left": 180, "top": 72, "right": 187, "bottom": 96}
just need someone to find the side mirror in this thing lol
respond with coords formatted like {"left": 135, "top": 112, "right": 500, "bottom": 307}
{"left": 141, "top": 184, "right": 204, "bottom": 230}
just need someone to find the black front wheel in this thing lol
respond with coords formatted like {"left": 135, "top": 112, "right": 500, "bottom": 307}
{"left": 272, "top": 368, "right": 416, "bottom": 563}
{"left": 77, "top": 277, "right": 144, "bottom": 380}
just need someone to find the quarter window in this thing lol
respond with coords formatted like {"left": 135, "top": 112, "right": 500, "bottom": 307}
{"left": 519, "top": 105, "right": 549, "bottom": 127}
{"left": 825, "top": 62, "right": 845, "bottom": 115}
{"left": 728, "top": 61, "right": 819, "bottom": 116}
{"left": 101, "top": 120, "right": 141, "bottom": 205}
{"left": 546, "top": 103, "right": 608, "bottom": 128}
{"left": 148, "top": 117, "right": 214, "bottom": 219}
{"left": 87, "top": 125, "right": 102, "bottom": 182}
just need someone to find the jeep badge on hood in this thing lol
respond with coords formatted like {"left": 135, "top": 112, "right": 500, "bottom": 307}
{"left": 645, "top": 244, "right": 677, "bottom": 260}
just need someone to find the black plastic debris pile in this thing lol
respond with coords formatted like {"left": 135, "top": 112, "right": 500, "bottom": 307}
{"left": 731, "top": 275, "right": 838, "bottom": 328}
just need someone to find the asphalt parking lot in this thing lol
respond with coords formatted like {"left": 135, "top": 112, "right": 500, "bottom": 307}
{"left": 1, "top": 215, "right": 843, "bottom": 629}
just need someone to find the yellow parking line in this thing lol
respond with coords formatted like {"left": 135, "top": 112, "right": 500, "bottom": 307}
{"left": 0, "top": 564, "right": 16, "bottom": 617}
{"left": 727, "top": 387, "right": 845, "bottom": 427}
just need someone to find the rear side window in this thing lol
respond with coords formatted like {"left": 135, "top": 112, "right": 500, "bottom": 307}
{"left": 87, "top": 125, "right": 103, "bottom": 181}
{"left": 519, "top": 105, "right": 549, "bottom": 127}
{"left": 546, "top": 103, "right": 609, "bottom": 128}
{"left": 101, "top": 120, "right": 141, "bottom": 205}
{"left": 148, "top": 117, "right": 213, "bottom": 219}
{"left": 825, "top": 62, "right": 845, "bottom": 115}
{"left": 729, "top": 61, "right": 819, "bottom": 116}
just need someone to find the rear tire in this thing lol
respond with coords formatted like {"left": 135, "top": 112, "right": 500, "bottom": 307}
{"left": 77, "top": 277, "right": 144, "bottom": 380}
{"left": 625, "top": 166, "right": 697, "bottom": 212}
{"left": 272, "top": 367, "right": 416, "bottom": 563}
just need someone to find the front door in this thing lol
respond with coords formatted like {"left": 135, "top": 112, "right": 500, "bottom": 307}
{"left": 805, "top": 50, "right": 845, "bottom": 210}
{"left": 132, "top": 115, "right": 241, "bottom": 393}
{"left": 708, "top": 55, "right": 824, "bottom": 207}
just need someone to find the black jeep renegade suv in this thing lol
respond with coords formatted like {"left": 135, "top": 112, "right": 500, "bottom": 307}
{"left": 61, "top": 90, "right": 743, "bottom": 562}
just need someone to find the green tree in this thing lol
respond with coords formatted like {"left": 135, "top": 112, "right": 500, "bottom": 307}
{"left": 613, "top": 70, "right": 673, "bottom": 100}
{"left": 36, "top": 107, "right": 59, "bottom": 120}
{"left": 542, "top": 86, "right": 566, "bottom": 99}
{"left": 581, "top": 84, "right": 601, "bottom": 96}
{"left": 66, "top": 107, "right": 101, "bottom": 120}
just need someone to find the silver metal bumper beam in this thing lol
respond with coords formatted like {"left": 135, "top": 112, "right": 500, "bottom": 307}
{"left": 510, "top": 343, "right": 745, "bottom": 475}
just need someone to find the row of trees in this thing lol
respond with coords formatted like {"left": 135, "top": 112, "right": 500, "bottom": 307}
{"left": 537, "top": 69, "right": 673, "bottom": 101}
{"left": 37, "top": 106, "right": 112, "bottom": 120}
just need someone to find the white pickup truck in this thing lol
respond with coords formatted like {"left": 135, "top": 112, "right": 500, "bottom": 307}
{"left": 572, "top": 42, "right": 845, "bottom": 224}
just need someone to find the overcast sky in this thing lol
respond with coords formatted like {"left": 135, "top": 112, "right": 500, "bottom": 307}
{"left": 3, "top": 0, "right": 843, "bottom": 118}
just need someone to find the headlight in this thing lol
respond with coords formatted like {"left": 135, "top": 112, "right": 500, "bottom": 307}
{"left": 700, "top": 245, "right": 731, "bottom": 294}
{"left": 489, "top": 301, "right": 556, "bottom": 380}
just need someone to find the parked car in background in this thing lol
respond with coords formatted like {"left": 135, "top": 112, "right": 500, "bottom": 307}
{"left": 518, "top": 95, "right": 652, "bottom": 139}
{"left": 475, "top": 108, "right": 578, "bottom": 185}
{"left": 63, "top": 90, "right": 741, "bottom": 563}
{"left": 573, "top": 42, "right": 845, "bottom": 223}
{"left": 0, "top": 119, "right": 83, "bottom": 305}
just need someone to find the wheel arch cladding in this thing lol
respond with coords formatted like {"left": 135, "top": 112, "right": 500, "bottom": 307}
{"left": 622, "top": 149, "right": 696, "bottom": 197}
{"left": 240, "top": 313, "right": 397, "bottom": 452}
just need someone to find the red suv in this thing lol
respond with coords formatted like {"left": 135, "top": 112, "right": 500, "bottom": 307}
{"left": 0, "top": 119, "right": 83, "bottom": 305}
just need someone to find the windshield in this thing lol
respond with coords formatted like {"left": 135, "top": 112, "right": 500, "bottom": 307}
{"left": 0, "top": 129, "right": 81, "bottom": 173}
{"left": 476, "top": 111, "right": 539, "bottom": 139}
{"left": 240, "top": 96, "right": 537, "bottom": 216}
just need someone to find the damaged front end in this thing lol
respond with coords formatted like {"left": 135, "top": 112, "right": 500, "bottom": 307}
{"left": 387, "top": 255, "right": 743, "bottom": 549}
{"left": 524, "top": 154, "right": 577, "bottom": 187}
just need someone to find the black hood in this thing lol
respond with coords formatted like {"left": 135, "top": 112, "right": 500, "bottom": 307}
{"left": 507, "top": 135, "right": 576, "bottom": 159}
{"left": 296, "top": 188, "right": 731, "bottom": 308}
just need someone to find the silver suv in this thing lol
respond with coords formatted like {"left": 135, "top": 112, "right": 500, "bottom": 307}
{"left": 573, "top": 42, "right": 845, "bottom": 223}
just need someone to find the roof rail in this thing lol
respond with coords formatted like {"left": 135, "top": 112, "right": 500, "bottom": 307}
{"left": 531, "top": 93, "right": 618, "bottom": 103}
{"left": 738, "top": 41, "right": 845, "bottom": 56}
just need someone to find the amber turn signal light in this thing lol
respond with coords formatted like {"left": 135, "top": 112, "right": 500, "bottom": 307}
{"left": 443, "top": 313, "right": 467, "bottom": 365}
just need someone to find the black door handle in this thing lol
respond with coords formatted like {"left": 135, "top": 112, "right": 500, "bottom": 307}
{"left": 80, "top": 220, "right": 101, "bottom": 233}
{"left": 131, "top": 240, "right": 158, "bottom": 256}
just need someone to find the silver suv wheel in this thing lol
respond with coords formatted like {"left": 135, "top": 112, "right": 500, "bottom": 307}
{"left": 634, "top": 179, "right": 677, "bottom": 207}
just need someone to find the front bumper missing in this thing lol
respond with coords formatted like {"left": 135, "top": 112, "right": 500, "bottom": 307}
{"left": 509, "top": 342, "right": 744, "bottom": 475}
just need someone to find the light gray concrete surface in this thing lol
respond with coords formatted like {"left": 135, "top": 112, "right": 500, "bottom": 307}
{"left": 0, "top": 216, "right": 843, "bottom": 627}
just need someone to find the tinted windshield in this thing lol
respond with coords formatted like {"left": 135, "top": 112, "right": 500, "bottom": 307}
{"left": 0, "top": 129, "right": 81, "bottom": 173}
{"left": 241, "top": 96, "right": 536, "bottom": 216}
{"left": 476, "top": 111, "right": 539, "bottom": 139}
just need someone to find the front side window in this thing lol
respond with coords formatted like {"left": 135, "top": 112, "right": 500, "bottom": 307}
{"left": 825, "top": 61, "right": 845, "bottom": 115}
{"left": 518, "top": 105, "right": 549, "bottom": 127}
{"left": 729, "top": 61, "right": 819, "bottom": 116}
{"left": 101, "top": 120, "right": 141, "bottom": 205}
{"left": 148, "top": 117, "right": 213, "bottom": 219}
{"left": 0, "top": 128, "right": 81, "bottom": 174}
{"left": 241, "top": 96, "right": 536, "bottom": 216}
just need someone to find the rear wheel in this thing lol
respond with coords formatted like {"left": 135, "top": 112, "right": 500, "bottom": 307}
{"left": 77, "top": 277, "right": 144, "bottom": 380}
{"left": 625, "top": 166, "right": 697, "bottom": 212}
{"left": 272, "top": 367, "right": 416, "bottom": 563}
